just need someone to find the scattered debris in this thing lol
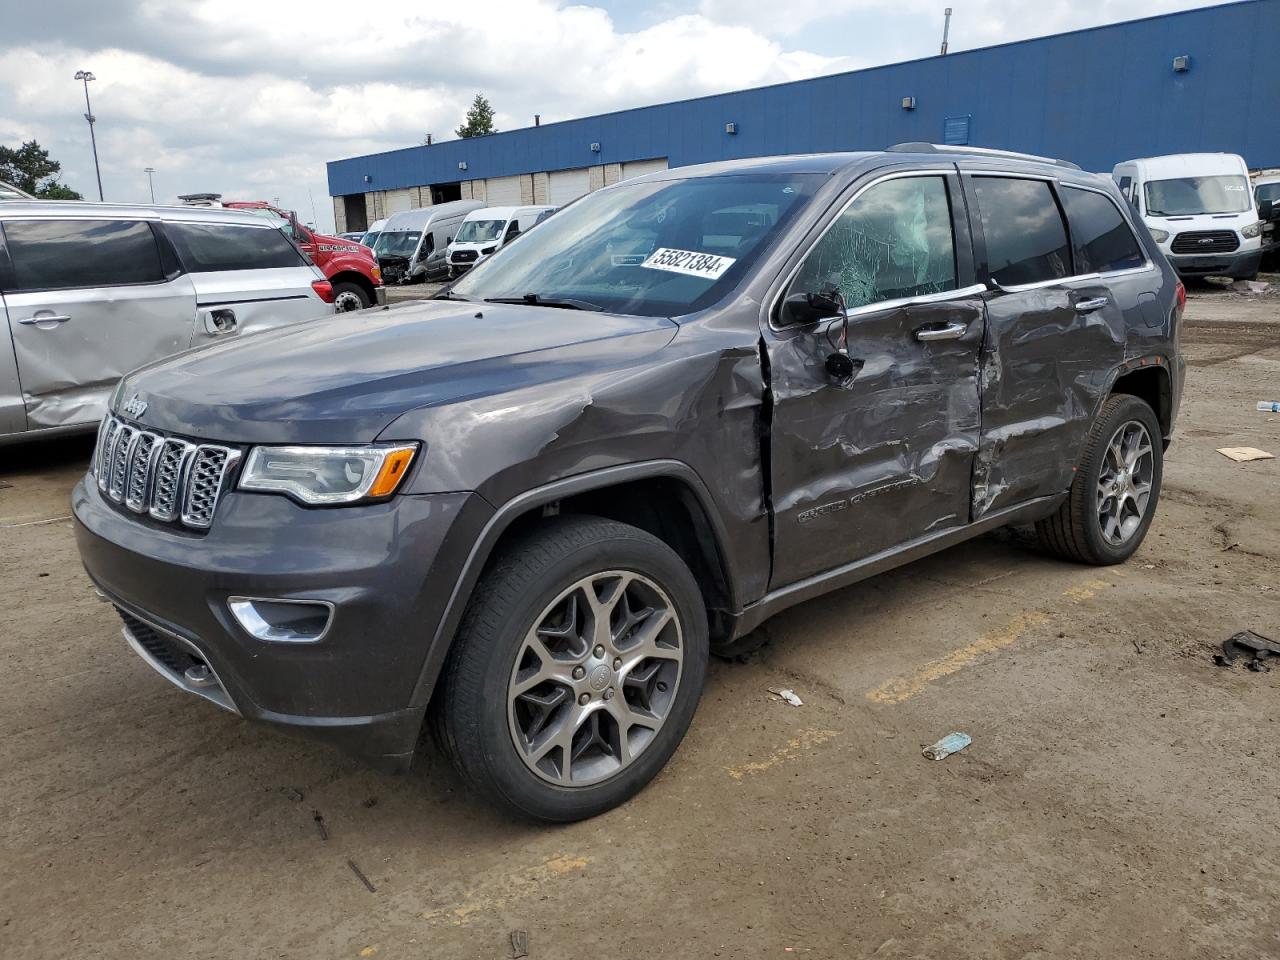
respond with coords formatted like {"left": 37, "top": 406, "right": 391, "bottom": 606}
{"left": 348, "top": 859, "right": 376, "bottom": 893}
{"left": 1258, "top": 401, "right": 1280, "bottom": 413}
{"left": 1213, "top": 631, "right": 1280, "bottom": 672}
{"left": 280, "top": 787, "right": 304, "bottom": 802}
{"left": 767, "top": 687, "right": 804, "bottom": 707}
{"left": 1216, "top": 447, "right": 1275, "bottom": 463}
{"left": 510, "top": 929, "right": 530, "bottom": 959}
{"left": 363, "top": 796, "right": 378, "bottom": 808}
{"left": 1232, "top": 279, "right": 1271, "bottom": 295}
{"left": 1221, "top": 543, "right": 1240, "bottom": 553}
{"left": 1131, "top": 638, "right": 1144, "bottom": 655}
{"left": 922, "top": 732, "right": 972, "bottom": 761}
{"left": 312, "top": 809, "right": 328, "bottom": 841}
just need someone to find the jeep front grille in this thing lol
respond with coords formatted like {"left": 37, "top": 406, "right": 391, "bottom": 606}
{"left": 92, "top": 415, "right": 241, "bottom": 530}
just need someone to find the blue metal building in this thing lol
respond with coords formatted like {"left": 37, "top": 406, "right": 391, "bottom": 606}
{"left": 327, "top": 0, "right": 1280, "bottom": 231}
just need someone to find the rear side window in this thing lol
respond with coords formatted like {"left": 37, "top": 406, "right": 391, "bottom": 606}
{"left": 2, "top": 219, "right": 164, "bottom": 291}
{"left": 790, "top": 175, "right": 957, "bottom": 310}
{"left": 974, "top": 177, "right": 1071, "bottom": 287}
{"left": 1060, "top": 187, "right": 1145, "bottom": 274}
{"left": 164, "top": 222, "right": 307, "bottom": 272}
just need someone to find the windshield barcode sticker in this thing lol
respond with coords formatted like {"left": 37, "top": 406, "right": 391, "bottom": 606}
{"left": 641, "top": 247, "right": 737, "bottom": 280}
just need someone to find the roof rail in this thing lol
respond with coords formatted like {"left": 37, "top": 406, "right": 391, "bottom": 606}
{"left": 886, "top": 142, "right": 1082, "bottom": 171}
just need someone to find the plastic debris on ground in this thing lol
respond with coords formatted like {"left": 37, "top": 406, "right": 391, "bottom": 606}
{"left": 767, "top": 687, "right": 804, "bottom": 707}
{"left": 1216, "top": 447, "right": 1275, "bottom": 463}
{"left": 922, "top": 732, "right": 972, "bottom": 761}
{"left": 1213, "top": 630, "right": 1280, "bottom": 672}
{"left": 510, "top": 929, "right": 530, "bottom": 959}
{"left": 1258, "top": 401, "right": 1280, "bottom": 413}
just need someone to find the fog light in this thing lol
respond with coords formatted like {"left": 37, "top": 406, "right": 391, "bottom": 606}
{"left": 228, "top": 597, "right": 334, "bottom": 643}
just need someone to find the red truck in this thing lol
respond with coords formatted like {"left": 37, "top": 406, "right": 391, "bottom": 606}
{"left": 178, "top": 195, "right": 385, "bottom": 311}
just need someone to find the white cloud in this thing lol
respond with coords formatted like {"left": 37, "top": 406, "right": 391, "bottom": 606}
{"left": 0, "top": 0, "right": 1239, "bottom": 231}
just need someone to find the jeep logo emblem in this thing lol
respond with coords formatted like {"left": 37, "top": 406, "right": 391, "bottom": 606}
{"left": 122, "top": 394, "right": 148, "bottom": 418}
{"left": 588, "top": 664, "right": 612, "bottom": 691}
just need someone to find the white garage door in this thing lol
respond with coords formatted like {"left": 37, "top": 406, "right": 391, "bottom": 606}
{"left": 386, "top": 189, "right": 414, "bottom": 214}
{"left": 548, "top": 167, "right": 592, "bottom": 206}
{"left": 621, "top": 157, "right": 668, "bottom": 181}
{"left": 484, "top": 175, "right": 522, "bottom": 206}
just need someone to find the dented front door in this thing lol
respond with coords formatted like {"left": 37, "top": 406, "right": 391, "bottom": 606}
{"left": 764, "top": 171, "right": 984, "bottom": 590}
{"left": 766, "top": 293, "right": 985, "bottom": 587}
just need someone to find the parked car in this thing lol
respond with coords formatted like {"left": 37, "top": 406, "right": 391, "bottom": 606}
{"left": 1112, "top": 153, "right": 1263, "bottom": 280}
{"left": 74, "top": 146, "right": 1182, "bottom": 821}
{"left": 373, "top": 200, "right": 483, "bottom": 283}
{"left": 1, "top": 179, "right": 34, "bottom": 200}
{"left": 1252, "top": 171, "right": 1280, "bottom": 266}
{"left": 446, "top": 205, "right": 556, "bottom": 277}
{"left": 178, "top": 194, "right": 384, "bottom": 311}
{"left": 360, "top": 218, "right": 386, "bottom": 250}
{"left": 0, "top": 201, "right": 336, "bottom": 444}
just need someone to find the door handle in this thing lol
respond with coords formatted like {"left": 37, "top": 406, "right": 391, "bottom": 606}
{"left": 18, "top": 312, "right": 71, "bottom": 326}
{"left": 201, "top": 308, "right": 238, "bottom": 335}
{"left": 1074, "top": 297, "right": 1110, "bottom": 313}
{"left": 914, "top": 321, "right": 968, "bottom": 342}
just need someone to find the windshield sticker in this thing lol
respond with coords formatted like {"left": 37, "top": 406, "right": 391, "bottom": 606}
{"left": 641, "top": 247, "right": 737, "bottom": 280}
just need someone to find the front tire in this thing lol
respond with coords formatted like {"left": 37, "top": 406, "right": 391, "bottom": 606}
{"left": 331, "top": 281, "right": 372, "bottom": 312}
{"left": 434, "top": 516, "right": 709, "bottom": 822}
{"left": 1036, "top": 394, "right": 1163, "bottom": 565}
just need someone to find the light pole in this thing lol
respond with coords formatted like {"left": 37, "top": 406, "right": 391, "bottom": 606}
{"left": 143, "top": 167, "right": 156, "bottom": 203}
{"left": 74, "top": 70, "right": 104, "bottom": 201}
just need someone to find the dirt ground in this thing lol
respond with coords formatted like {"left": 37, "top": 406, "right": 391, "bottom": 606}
{"left": 2, "top": 281, "right": 1279, "bottom": 960}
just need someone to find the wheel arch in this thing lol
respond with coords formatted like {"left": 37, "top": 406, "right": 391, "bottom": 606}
{"left": 327, "top": 269, "right": 376, "bottom": 299}
{"left": 409, "top": 460, "right": 739, "bottom": 709}
{"left": 1108, "top": 359, "right": 1173, "bottom": 440}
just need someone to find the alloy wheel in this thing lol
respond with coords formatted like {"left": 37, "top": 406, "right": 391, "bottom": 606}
{"left": 1096, "top": 419, "right": 1154, "bottom": 546}
{"left": 507, "top": 571, "right": 683, "bottom": 787}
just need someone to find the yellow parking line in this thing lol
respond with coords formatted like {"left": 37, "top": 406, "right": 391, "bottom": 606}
{"left": 865, "top": 611, "right": 1052, "bottom": 705}
{"left": 726, "top": 727, "right": 842, "bottom": 781}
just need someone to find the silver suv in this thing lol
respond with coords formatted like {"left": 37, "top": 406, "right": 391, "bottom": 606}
{"left": 0, "top": 202, "right": 336, "bottom": 444}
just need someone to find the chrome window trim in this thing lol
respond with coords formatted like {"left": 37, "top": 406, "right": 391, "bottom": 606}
{"left": 768, "top": 167, "right": 959, "bottom": 331}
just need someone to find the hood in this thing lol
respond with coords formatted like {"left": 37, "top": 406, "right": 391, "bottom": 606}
{"left": 117, "top": 301, "right": 678, "bottom": 444}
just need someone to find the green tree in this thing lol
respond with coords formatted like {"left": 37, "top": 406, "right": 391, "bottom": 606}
{"left": 0, "top": 140, "right": 82, "bottom": 199}
{"left": 455, "top": 94, "right": 497, "bottom": 139}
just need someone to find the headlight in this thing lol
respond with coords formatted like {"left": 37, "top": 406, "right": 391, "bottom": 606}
{"left": 1241, "top": 220, "right": 1263, "bottom": 239}
{"left": 239, "top": 443, "right": 417, "bottom": 505}
{"left": 1149, "top": 228, "right": 1170, "bottom": 243}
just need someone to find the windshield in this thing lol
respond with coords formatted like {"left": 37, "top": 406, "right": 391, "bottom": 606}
{"left": 450, "top": 174, "right": 819, "bottom": 316}
{"left": 1256, "top": 182, "right": 1280, "bottom": 205}
{"left": 374, "top": 230, "right": 421, "bottom": 258}
{"left": 1145, "top": 175, "right": 1251, "bottom": 216}
{"left": 360, "top": 230, "right": 381, "bottom": 247}
{"left": 455, "top": 219, "right": 506, "bottom": 243}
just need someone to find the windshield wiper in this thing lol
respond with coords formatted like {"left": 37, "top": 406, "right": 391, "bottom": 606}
{"left": 433, "top": 289, "right": 472, "bottom": 301}
{"left": 484, "top": 293, "right": 604, "bottom": 312}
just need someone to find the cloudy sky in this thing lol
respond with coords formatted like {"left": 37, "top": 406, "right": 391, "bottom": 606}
{"left": 0, "top": 0, "right": 1235, "bottom": 232}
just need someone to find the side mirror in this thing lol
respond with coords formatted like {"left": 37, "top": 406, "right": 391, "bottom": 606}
{"left": 783, "top": 289, "right": 841, "bottom": 325}
{"left": 1259, "top": 199, "right": 1276, "bottom": 221}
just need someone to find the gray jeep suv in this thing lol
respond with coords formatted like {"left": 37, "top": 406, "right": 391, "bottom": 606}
{"left": 73, "top": 145, "right": 1184, "bottom": 821}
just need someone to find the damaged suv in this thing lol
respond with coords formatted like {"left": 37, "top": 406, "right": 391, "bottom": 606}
{"left": 74, "top": 145, "right": 1183, "bottom": 821}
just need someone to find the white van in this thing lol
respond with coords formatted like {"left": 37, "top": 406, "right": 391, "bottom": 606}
{"left": 372, "top": 201, "right": 484, "bottom": 284}
{"left": 360, "top": 218, "right": 386, "bottom": 249}
{"left": 1112, "top": 153, "right": 1263, "bottom": 280}
{"left": 446, "top": 205, "right": 556, "bottom": 277}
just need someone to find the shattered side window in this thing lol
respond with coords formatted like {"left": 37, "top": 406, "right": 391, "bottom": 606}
{"left": 790, "top": 176, "right": 956, "bottom": 311}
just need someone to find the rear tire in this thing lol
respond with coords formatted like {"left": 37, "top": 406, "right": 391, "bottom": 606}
{"left": 433, "top": 516, "right": 709, "bottom": 822}
{"left": 1036, "top": 394, "right": 1163, "bottom": 565}
{"left": 331, "top": 281, "right": 372, "bottom": 312}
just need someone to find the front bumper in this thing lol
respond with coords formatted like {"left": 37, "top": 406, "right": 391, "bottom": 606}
{"left": 73, "top": 477, "right": 492, "bottom": 769}
{"left": 1167, "top": 248, "right": 1262, "bottom": 278}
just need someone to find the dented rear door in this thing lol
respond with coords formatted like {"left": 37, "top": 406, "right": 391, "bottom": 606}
{"left": 765, "top": 170, "right": 984, "bottom": 589}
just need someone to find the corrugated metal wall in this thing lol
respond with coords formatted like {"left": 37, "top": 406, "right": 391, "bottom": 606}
{"left": 328, "top": 0, "right": 1280, "bottom": 199}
